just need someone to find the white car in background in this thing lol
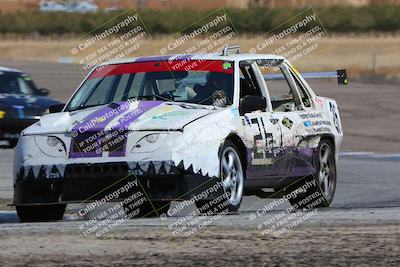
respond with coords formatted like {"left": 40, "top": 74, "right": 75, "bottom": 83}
{"left": 13, "top": 46, "right": 345, "bottom": 222}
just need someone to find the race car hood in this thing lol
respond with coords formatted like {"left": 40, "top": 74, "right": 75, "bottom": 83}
{"left": 24, "top": 100, "right": 218, "bottom": 135}
{"left": 0, "top": 93, "right": 59, "bottom": 118}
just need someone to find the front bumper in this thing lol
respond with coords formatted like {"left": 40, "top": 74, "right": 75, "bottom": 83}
{"left": 13, "top": 161, "right": 221, "bottom": 205}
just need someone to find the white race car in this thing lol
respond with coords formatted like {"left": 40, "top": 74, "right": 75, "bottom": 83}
{"left": 13, "top": 46, "right": 344, "bottom": 222}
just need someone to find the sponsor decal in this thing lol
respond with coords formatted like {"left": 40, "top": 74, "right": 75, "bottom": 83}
{"left": 299, "top": 112, "right": 323, "bottom": 119}
{"left": 89, "top": 60, "right": 233, "bottom": 79}
{"left": 156, "top": 105, "right": 175, "bottom": 113}
{"left": 230, "top": 107, "right": 239, "bottom": 118}
{"left": 303, "top": 120, "right": 331, "bottom": 127}
{"left": 222, "top": 62, "right": 232, "bottom": 70}
{"left": 282, "top": 116, "right": 293, "bottom": 129}
{"left": 305, "top": 127, "right": 331, "bottom": 133}
{"left": 152, "top": 110, "right": 189, "bottom": 120}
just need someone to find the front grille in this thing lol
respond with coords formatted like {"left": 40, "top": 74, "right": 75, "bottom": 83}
{"left": 65, "top": 162, "right": 129, "bottom": 178}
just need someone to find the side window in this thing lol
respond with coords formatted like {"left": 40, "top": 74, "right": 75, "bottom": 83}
{"left": 239, "top": 62, "right": 262, "bottom": 98}
{"left": 258, "top": 61, "right": 302, "bottom": 112}
{"left": 17, "top": 77, "right": 32, "bottom": 94}
{"left": 289, "top": 70, "right": 312, "bottom": 108}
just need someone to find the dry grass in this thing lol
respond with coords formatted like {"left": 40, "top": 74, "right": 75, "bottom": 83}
{"left": 0, "top": 35, "right": 399, "bottom": 80}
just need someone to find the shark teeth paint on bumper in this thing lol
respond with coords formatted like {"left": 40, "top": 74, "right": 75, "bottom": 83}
{"left": 16, "top": 160, "right": 213, "bottom": 182}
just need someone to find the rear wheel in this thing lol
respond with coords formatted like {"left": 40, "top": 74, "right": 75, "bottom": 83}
{"left": 195, "top": 140, "right": 244, "bottom": 214}
{"left": 287, "top": 140, "right": 336, "bottom": 209}
{"left": 16, "top": 204, "right": 66, "bottom": 222}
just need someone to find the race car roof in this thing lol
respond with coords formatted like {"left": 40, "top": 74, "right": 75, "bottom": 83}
{"left": 0, "top": 66, "right": 23, "bottom": 73}
{"left": 99, "top": 53, "right": 285, "bottom": 67}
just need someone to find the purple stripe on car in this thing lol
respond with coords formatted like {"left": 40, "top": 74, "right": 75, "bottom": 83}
{"left": 69, "top": 102, "right": 130, "bottom": 158}
{"left": 108, "top": 101, "right": 163, "bottom": 157}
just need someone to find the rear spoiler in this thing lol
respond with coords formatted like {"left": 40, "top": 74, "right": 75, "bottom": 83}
{"left": 264, "top": 69, "right": 348, "bottom": 85}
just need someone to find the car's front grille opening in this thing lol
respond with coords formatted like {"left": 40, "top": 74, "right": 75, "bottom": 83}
{"left": 65, "top": 162, "right": 130, "bottom": 178}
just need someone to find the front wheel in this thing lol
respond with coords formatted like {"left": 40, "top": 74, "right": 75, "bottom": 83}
{"left": 16, "top": 204, "right": 66, "bottom": 222}
{"left": 287, "top": 140, "right": 336, "bottom": 209}
{"left": 195, "top": 140, "right": 244, "bottom": 214}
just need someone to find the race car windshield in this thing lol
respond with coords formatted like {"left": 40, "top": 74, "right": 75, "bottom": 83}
{"left": 65, "top": 60, "right": 234, "bottom": 111}
{"left": 0, "top": 72, "right": 37, "bottom": 95}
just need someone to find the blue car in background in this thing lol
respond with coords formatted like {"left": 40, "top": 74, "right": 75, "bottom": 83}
{"left": 0, "top": 67, "right": 60, "bottom": 147}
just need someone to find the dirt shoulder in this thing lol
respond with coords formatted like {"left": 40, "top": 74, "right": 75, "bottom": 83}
{"left": 0, "top": 207, "right": 399, "bottom": 266}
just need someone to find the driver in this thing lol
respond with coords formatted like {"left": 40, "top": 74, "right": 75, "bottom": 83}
{"left": 192, "top": 72, "right": 226, "bottom": 104}
{"left": 0, "top": 76, "right": 20, "bottom": 94}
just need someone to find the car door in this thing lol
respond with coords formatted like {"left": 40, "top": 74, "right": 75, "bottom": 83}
{"left": 261, "top": 60, "right": 316, "bottom": 177}
{"left": 239, "top": 61, "right": 290, "bottom": 179}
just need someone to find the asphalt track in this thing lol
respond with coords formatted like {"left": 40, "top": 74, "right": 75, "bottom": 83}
{"left": 1, "top": 147, "right": 400, "bottom": 209}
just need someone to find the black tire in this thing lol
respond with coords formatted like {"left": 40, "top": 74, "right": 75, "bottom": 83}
{"left": 287, "top": 140, "right": 336, "bottom": 209}
{"left": 123, "top": 200, "right": 171, "bottom": 218}
{"left": 195, "top": 140, "right": 244, "bottom": 214}
{"left": 16, "top": 204, "right": 66, "bottom": 222}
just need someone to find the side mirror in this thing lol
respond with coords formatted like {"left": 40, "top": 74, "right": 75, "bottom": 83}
{"left": 239, "top": 95, "right": 267, "bottom": 115}
{"left": 37, "top": 88, "right": 49, "bottom": 96}
{"left": 49, "top": 103, "right": 65, "bottom": 113}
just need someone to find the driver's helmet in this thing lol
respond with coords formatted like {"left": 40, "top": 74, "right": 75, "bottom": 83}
{"left": 206, "top": 72, "right": 224, "bottom": 90}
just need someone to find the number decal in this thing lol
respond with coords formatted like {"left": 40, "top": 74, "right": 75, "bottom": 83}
{"left": 329, "top": 102, "right": 341, "bottom": 134}
{"left": 251, "top": 118, "right": 264, "bottom": 160}
{"left": 250, "top": 117, "right": 274, "bottom": 161}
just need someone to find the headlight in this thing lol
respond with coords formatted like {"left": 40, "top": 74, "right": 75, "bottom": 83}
{"left": 145, "top": 133, "right": 160, "bottom": 143}
{"left": 47, "top": 136, "right": 61, "bottom": 147}
{"left": 131, "top": 133, "right": 167, "bottom": 153}
{"left": 34, "top": 135, "right": 67, "bottom": 158}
